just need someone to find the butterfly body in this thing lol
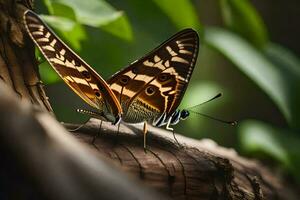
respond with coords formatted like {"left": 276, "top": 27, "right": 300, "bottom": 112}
{"left": 24, "top": 10, "right": 199, "bottom": 147}
{"left": 122, "top": 99, "right": 161, "bottom": 124}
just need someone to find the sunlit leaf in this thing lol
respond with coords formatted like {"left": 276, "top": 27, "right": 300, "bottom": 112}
{"left": 49, "top": 0, "right": 121, "bottom": 26}
{"left": 152, "top": 0, "right": 202, "bottom": 31}
{"left": 50, "top": 2, "right": 76, "bottom": 20}
{"left": 220, "top": 0, "right": 268, "bottom": 48}
{"left": 41, "top": 15, "right": 76, "bottom": 31}
{"left": 239, "top": 120, "right": 300, "bottom": 180}
{"left": 101, "top": 12, "right": 133, "bottom": 41}
{"left": 205, "top": 27, "right": 300, "bottom": 128}
{"left": 44, "top": 0, "right": 133, "bottom": 41}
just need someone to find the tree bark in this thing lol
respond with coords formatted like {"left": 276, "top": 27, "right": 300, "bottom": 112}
{"left": 0, "top": 0, "right": 52, "bottom": 112}
{"left": 66, "top": 120, "right": 299, "bottom": 200}
{"left": 0, "top": 0, "right": 299, "bottom": 199}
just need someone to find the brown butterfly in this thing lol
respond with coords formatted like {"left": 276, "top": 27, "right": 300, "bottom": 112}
{"left": 24, "top": 10, "right": 199, "bottom": 148}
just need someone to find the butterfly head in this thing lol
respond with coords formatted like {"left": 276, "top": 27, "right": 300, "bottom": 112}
{"left": 180, "top": 109, "right": 190, "bottom": 120}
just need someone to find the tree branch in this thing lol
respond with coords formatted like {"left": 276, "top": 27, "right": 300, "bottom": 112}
{"left": 0, "top": 0, "right": 52, "bottom": 112}
{"left": 66, "top": 120, "right": 299, "bottom": 199}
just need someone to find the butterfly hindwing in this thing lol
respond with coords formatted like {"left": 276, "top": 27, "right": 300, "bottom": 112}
{"left": 108, "top": 29, "right": 199, "bottom": 121}
{"left": 24, "top": 10, "right": 122, "bottom": 118}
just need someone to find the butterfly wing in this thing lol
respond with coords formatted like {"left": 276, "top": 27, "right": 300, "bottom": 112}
{"left": 24, "top": 10, "right": 122, "bottom": 121}
{"left": 107, "top": 29, "right": 199, "bottom": 120}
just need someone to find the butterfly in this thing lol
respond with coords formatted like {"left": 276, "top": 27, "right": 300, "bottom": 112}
{"left": 24, "top": 10, "right": 199, "bottom": 148}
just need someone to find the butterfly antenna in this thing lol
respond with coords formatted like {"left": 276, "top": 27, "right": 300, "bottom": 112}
{"left": 188, "top": 110, "right": 237, "bottom": 125}
{"left": 186, "top": 93, "right": 222, "bottom": 111}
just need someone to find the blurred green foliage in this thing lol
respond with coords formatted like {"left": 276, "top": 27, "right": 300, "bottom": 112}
{"left": 220, "top": 0, "right": 268, "bottom": 48}
{"left": 152, "top": 0, "right": 202, "bottom": 30}
{"left": 239, "top": 120, "right": 300, "bottom": 180}
{"left": 36, "top": 0, "right": 300, "bottom": 182}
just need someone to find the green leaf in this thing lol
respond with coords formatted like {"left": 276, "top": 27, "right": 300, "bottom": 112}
{"left": 264, "top": 43, "right": 300, "bottom": 76}
{"left": 152, "top": 0, "right": 202, "bottom": 31}
{"left": 44, "top": 0, "right": 133, "bottom": 41}
{"left": 205, "top": 27, "right": 300, "bottom": 128}
{"left": 39, "top": 62, "right": 60, "bottom": 84}
{"left": 50, "top": 2, "right": 76, "bottom": 20}
{"left": 238, "top": 120, "right": 300, "bottom": 181}
{"left": 41, "top": 15, "right": 76, "bottom": 31}
{"left": 239, "top": 120, "right": 289, "bottom": 165}
{"left": 264, "top": 43, "right": 300, "bottom": 129}
{"left": 49, "top": 0, "right": 121, "bottom": 26}
{"left": 43, "top": 0, "right": 54, "bottom": 14}
{"left": 101, "top": 12, "right": 133, "bottom": 41}
{"left": 220, "top": 0, "right": 268, "bottom": 48}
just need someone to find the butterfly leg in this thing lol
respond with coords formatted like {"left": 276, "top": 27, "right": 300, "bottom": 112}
{"left": 112, "top": 122, "right": 121, "bottom": 145}
{"left": 117, "top": 123, "right": 121, "bottom": 134}
{"left": 166, "top": 118, "right": 181, "bottom": 147}
{"left": 67, "top": 118, "right": 90, "bottom": 132}
{"left": 117, "top": 123, "right": 120, "bottom": 138}
{"left": 91, "top": 120, "right": 103, "bottom": 144}
{"left": 143, "top": 121, "right": 148, "bottom": 151}
{"left": 67, "top": 123, "right": 85, "bottom": 132}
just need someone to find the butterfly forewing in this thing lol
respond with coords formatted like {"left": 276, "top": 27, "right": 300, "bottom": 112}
{"left": 24, "top": 10, "right": 122, "bottom": 117}
{"left": 108, "top": 29, "right": 199, "bottom": 121}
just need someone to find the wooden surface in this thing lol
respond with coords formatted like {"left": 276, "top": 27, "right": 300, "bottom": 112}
{"left": 67, "top": 120, "right": 299, "bottom": 199}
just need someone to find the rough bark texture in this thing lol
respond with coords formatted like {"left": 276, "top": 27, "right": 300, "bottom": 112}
{"left": 0, "top": 0, "right": 299, "bottom": 199}
{"left": 67, "top": 121, "right": 299, "bottom": 200}
{"left": 0, "top": 0, "right": 52, "bottom": 112}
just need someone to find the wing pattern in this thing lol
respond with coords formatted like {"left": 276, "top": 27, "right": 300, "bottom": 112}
{"left": 107, "top": 29, "right": 199, "bottom": 122}
{"left": 24, "top": 9, "right": 199, "bottom": 125}
{"left": 24, "top": 10, "right": 122, "bottom": 118}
